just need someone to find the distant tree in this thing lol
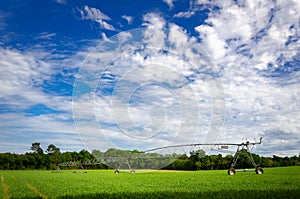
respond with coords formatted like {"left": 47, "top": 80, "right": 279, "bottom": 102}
{"left": 46, "top": 144, "right": 60, "bottom": 155}
{"left": 92, "top": 149, "right": 104, "bottom": 160}
{"left": 104, "top": 148, "right": 130, "bottom": 157}
{"left": 190, "top": 149, "right": 206, "bottom": 162}
{"left": 290, "top": 155, "right": 300, "bottom": 166}
{"left": 223, "top": 154, "right": 233, "bottom": 168}
{"left": 209, "top": 155, "right": 218, "bottom": 170}
{"left": 1, "top": 143, "right": 300, "bottom": 170}
{"left": 261, "top": 157, "right": 273, "bottom": 167}
{"left": 178, "top": 154, "right": 189, "bottom": 160}
{"left": 46, "top": 144, "right": 61, "bottom": 169}
{"left": 272, "top": 155, "right": 283, "bottom": 167}
{"left": 79, "top": 149, "right": 92, "bottom": 162}
{"left": 30, "top": 142, "right": 43, "bottom": 155}
{"left": 61, "top": 152, "right": 73, "bottom": 162}
{"left": 201, "top": 156, "right": 211, "bottom": 170}
{"left": 195, "top": 161, "right": 201, "bottom": 170}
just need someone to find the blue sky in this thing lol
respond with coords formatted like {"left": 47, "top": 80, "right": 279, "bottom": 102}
{"left": 0, "top": 0, "right": 300, "bottom": 156}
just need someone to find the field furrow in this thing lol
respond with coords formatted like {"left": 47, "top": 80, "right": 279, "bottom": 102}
{"left": 1, "top": 175, "right": 9, "bottom": 199}
{"left": 26, "top": 183, "right": 48, "bottom": 199}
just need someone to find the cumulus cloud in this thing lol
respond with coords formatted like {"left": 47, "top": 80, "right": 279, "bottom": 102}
{"left": 80, "top": 5, "right": 110, "bottom": 21}
{"left": 95, "top": 19, "right": 116, "bottom": 31}
{"left": 121, "top": 15, "right": 134, "bottom": 24}
{"left": 192, "top": 0, "right": 300, "bottom": 156}
{"left": 163, "top": 0, "right": 176, "bottom": 9}
{"left": 195, "top": 0, "right": 299, "bottom": 67}
{"left": 72, "top": 15, "right": 225, "bottom": 152}
{"left": 79, "top": 5, "right": 116, "bottom": 31}
{"left": 142, "top": 12, "right": 166, "bottom": 49}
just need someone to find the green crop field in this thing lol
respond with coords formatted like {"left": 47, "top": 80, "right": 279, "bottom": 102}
{"left": 1, "top": 167, "right": 300, "bottom": 199}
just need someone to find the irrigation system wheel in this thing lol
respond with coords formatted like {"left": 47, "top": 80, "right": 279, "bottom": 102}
{"left": 114, "top": 170, "right": 120, "bottom": 174}
{"left": 228, "top": 168, "right": 236, "bottom": 175}
{"left": 255, "top": 167, "right": 264, "bottom": 174}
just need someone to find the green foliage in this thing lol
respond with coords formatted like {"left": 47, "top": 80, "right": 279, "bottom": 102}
{"left": 0, "top": 142, "right": 300, "bottom": 170}
{"left": 30, "top": 142, "right": 43, "bottom": 155}
{"left": 0, "top": 167, "right": 299, "bottom": 198}
{"left": 46, "top": 144, "right": 60, "bottom": 155}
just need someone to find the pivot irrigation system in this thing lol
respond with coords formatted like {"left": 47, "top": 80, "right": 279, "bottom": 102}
{"left": 57, "top": 137, "right": 263, "bottom": 175}
{"left": 144, "top": 137, "right": 264, "bottom": 175}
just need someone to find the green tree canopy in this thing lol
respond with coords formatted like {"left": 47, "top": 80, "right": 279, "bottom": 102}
{"left": 46, "top": 144, "right": 60, "bottom": 155}
{"left": 30, "top": 142, "right": 43, "bottom": 155}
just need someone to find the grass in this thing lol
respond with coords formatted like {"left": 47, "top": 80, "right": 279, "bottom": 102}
{"left": 0, "top": 167, "right": 300, "bottom": 198}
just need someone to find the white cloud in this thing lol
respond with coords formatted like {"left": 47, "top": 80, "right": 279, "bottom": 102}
{"left": 163, "top": 0, "right": 176, "bottom": 9}
{"left": 100, "top": 32, "right": 108, "bottom": 41}
{"left": 80, "top": 5, "right": 110, "bottom": 21}
{"left": 192, "top": 0, "right": 300, "bottom": 156}
{"left": 79, "top": 6, "right": 116, "bottom": 31}
{"left": 34, "top": 32, "right": 57, "bottom": 40}
{"left": 0, "top": 48, "right": 51, "bottom": 98}
{"left": 174, "top": 10, "right": 195, "bottom": 18}
{"left": 117, "top": 31, "right": 132, "bottom": 43}
{"left": 0, "top": 113, "right": 75, "bottom": 135}
{"left": 121, "top": 15, "right": 134, "bottom": 24}
{"left": 142, "top": 12, "right": 165, "bottom": 30}
{"left": 95, "top": 19, "right": 116, "bottom": 31}
{"left": 142, "top": 12, "right": 166, "bottom": 49}
{"left": 72, "top": 25, "right": 223, "bottom": 153}
{"left": 195, "top": 0, "right": 299, "bottom": 67}
{"left": 0, "top": 47, "right": 72, "bottom": 111}
{"left": 195, "top": 25, "right": 226, "bottom": 60}
{"left": 0, "top": 46, "right": 80, "bottom": 153}
{"left": 195, "top": 0, "right": 222, "bottom": 7}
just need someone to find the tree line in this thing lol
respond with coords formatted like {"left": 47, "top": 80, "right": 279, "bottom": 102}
{"left": 0, "top": 142, "right": 299, "bottom": 170}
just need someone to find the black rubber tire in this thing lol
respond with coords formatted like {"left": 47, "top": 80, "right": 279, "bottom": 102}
{"left": 255, "top": 167, "right": 264, "bottom": 174}
{"left": 114, "top": 170, "right": 119, "bottom": 174}
{"left": 228, "top": 168, "right": 236, "bottom": 175}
